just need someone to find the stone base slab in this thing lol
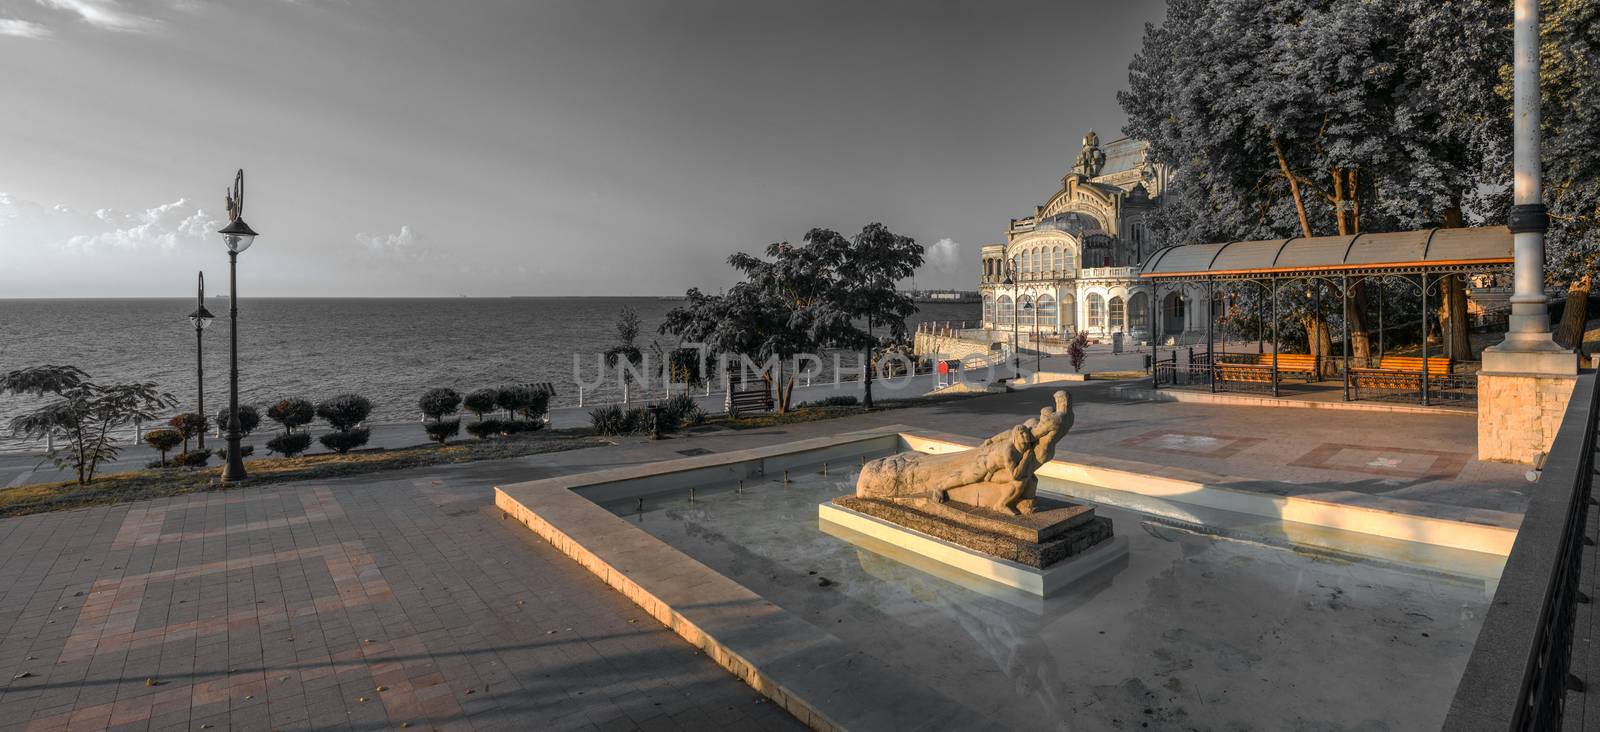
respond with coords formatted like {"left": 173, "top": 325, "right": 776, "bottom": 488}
{"left": 820, "top": 501, "right": 1127, "bottom": 597}
{"left": 831, "top": 496, "right": 1112, "bottom": 569}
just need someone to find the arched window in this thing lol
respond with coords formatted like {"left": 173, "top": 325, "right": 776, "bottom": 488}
{"left": 1128, "top": 292, "right": 1150, "bottom": 330}
{"left": 1109, "top": 296, "right": 1126, "bottom": 332}
{"left": 982, "top": 295, "right": 995, "bottom": 326}
{"left": 1036, "top": 294, "right": 1057, "bottom": 330}
{"left": 998, "top": 295, "right": 1014, "bottom": 326}
{"left": 1087, "top": 293, "right": 1105, "bottom": 330}
{"left": 1017, "top": 294, "right": 1033, "bottom": 328}
{"left": 1053, "top": 246, "right": 1063, "bottom": 273}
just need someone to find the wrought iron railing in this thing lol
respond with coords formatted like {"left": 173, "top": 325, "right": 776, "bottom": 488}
{"left": 1443, "top": 372, "right": 1598, "bottom": 731}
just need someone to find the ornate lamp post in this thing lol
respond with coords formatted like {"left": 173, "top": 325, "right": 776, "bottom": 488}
{"left": 187, "top": 272, "right": 215, "bottom": 451}
{"left": 216, "top": 170, "right": 258, "bottom": 483}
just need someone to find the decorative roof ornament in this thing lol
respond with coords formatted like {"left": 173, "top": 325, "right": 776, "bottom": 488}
{"left": 1072, "top": 130, "right": 1106, "bottom": 178}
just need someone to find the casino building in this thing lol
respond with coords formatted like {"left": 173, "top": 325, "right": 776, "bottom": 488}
{"left": 977, "top": 131, "right": 1210, "bottom": 344}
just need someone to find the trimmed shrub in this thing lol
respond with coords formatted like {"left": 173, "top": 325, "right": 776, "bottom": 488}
{"left": 424, "top": 419, "right": 461, "bottom": 444}
{"left": 267, "top": 398, "right": 315, "bottom": 433}
{"left": 418, "top": 388, "right": 462, "bottom": 421}
{"left": 465, "top": 419, "right": 505, "bottom": 439}
{"left": 267, "top": 432, "right": 313, "bottom": 457}
{"left": 319, "top": 428, "right": 371, "bottom": 454}
{"left": 658, "top": 393, "right": 702, "bottom": 429}
{"left": 168, "top": 412, "right": 209, "bottom": 452}
{"left": 464, "top": 389, "right": 499, "bottom": 420}
{"left": 173, "top": 450, "right": 210, "bottom": 467}
{"left": 142, "top": 428, "right": 183, "bottom": 466}
{"left": 214, "top": 405, "right": 261, "bottom": 436}
{"left": 211, "top": 445, "right": 255, "bottom": 460}
{"left": 316, "top": 394, "right": 373, "bottom": 431}
{"left": 495, "top": 385, "right": 531, "bottom": 421}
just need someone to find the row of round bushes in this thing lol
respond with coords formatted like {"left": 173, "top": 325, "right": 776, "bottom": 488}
{"left": 141, "top": 394, "right": 376, "bottom": 465}
{"left": 417, "top": 385, "right": 550, "bottom": 443}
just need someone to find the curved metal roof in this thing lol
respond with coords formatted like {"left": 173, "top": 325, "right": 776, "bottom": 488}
{"left": 1138, "top": 226, "right": 1513, "bottom": 278}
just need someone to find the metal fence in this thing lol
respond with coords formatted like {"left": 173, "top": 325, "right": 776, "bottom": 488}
{"left": 1443, "top": 372, "right": 1598, "bottom": 730}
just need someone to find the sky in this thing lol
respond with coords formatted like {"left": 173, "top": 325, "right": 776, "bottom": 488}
{"left": 0, "top": 0, "right": 1166, "bottom": 298}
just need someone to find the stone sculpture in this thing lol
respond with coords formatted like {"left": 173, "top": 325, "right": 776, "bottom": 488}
{"left": 1072, "top": 130, "right": 1105, "bottom": 178}
{"left": 856, "top": 390, "right": 1073, "bottom": 516}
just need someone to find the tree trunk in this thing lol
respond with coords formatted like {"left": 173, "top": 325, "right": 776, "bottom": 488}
{"left": 1347, "top": 282, "right": 1373, "bottom": 365}
{"left": 1272, "top": 138, "right": 1314, "bottom": 238}
{"left": 1556, "top": 274, "right": 1593, "bottom": 352}
{"left": 1437, "top": 275, "right": 1474, "bottom": 361}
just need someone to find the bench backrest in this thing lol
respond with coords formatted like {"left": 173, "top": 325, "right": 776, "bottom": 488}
{"left": 729, "top": 388, "right": 774, "bottom": 412}
{"left": 1377, "top": 356, "right": 1452, "bottom": 372}
{"left": 1260, "top": 353, "right": 1318, "bottom": 368}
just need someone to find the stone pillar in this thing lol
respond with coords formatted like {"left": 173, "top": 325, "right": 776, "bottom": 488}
{"left": 1477, "top": 0, "right": 1580, "bottom": 463}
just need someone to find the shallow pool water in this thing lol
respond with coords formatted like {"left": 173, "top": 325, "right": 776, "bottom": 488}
{"left": 600, "top": 466, "right": 1493, "bottom": 731}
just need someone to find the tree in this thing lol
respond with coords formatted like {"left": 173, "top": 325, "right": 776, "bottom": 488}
{"left": 266, "top": 398, "right": 315, "bottom": 434}
{"left": 215, "top": 405, "right": 261, "bottom": 437}
{"left": 495, "top": 384, "right": 532, "bottom": 421}
{"left": 604, "top": 307, "right": 645, "bottom": 405}
{"left": 418, "top": 388, "right": 462, "bottom": 422}
{"left": 668, "top": 249, "right": 821, "bottom": 414}
{"left": 143, "top": 428, "right": 183, "bottom": 466}
{"left": 2, "top": 365, "right": 176, "bottom": 484}
{"left": 1540, "top": 0, "right": 1600, "bottom": 353}
{"left": 316, "top": 394, "right": 373, "bottom": 431}
{"left": 168, "top": 413, "right": 208, "bottom": 454}
{"left": 1121, "top": 0, "right": 1514, "bottom": 361}
{"left": 807, "top": 224, "right": 923, "bottom": 409}
{"left": 316, "top": 395, "right": 372, "bottom": 454}
{"left": 464, "top": 388, "right": 498, "bottom": 421}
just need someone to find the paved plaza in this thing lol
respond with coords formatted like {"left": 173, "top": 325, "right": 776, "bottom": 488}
{"left": 0, "top": 383, "right": 1528, "bottom": 730}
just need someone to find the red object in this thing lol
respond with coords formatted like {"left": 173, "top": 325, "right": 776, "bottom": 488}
{"left": 937, "top": 360, "right": 950, "bottom": 374}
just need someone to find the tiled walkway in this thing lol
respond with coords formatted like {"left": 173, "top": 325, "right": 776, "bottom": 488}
{"left": 0, "top": 464, "right": 802, "bottom": 731}
{"left": 0, "top": 382, "right": 1528, "bottom": 730}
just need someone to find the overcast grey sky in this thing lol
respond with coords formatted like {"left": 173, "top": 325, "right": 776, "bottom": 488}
{"left": 0, "top": 0, "right": 1165, "bottom": 297}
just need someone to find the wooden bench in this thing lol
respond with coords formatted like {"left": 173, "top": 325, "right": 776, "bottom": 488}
{"left": 1351, "top": 356, "right": 1454, "bottom": 391}
{"left": 1213, "top": 353, "right": 1319, "bottom": 384}
{"left": 727, "top": 384, "right": 774, "bottom": 415}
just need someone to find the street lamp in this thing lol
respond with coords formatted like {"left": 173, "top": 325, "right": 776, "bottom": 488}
{"left": 187, "top": 272, "right": 215, "bottom": 451}
{"left": 216, "top": 170, "right": 258, "bottom": 483}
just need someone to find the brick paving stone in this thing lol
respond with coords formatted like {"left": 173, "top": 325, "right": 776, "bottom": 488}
{"left": 0, "top": 447, "right": 806, "bottom": 731}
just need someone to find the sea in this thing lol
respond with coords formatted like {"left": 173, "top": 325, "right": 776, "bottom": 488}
{"left": 0, "top": 297, "right": 979, "bottom": 441}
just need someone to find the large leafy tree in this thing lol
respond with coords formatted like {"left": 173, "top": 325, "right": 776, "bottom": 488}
{"left": 1122, "top": 0, "right": 1514, "bottom": 361}
{"left": 1541, "top": 0, "right": 1600, "bottom": 352}
{"left": 661, "top": 223, "right": 923, "bottom": 412}
{"left": 804, "top": 224, "right": 924, "bottom": 408}
{"left": 2, "top": 365, "right": 176, "bottom": 484}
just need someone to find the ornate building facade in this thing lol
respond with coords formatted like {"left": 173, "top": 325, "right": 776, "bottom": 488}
{"left": 978, "top": 132, "right": 1209, "bottom": 343}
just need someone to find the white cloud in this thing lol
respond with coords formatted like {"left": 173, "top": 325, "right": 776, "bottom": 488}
{"left": 354, "top": 225, "right": 440, "bottom": 261}
{"left": 0, "top": 18, "right": 53, "bottom": 38}
{"left": 34, "top": 0, "right": 157, "bottom": 32}
{"left": 0, "top": 192, "right": 222, "bottom": 254}
{"left": 925, "top": 237, "right": 962, "bottom": 273}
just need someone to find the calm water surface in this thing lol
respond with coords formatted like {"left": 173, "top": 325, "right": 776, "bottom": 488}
{"left": 0, "top": 297, "right": 977, "bottom": 432}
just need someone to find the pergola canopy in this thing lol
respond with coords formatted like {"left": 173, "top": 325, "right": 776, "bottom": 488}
{"left": 1138, "top": 226, "right": 1513, "bottom": 279}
